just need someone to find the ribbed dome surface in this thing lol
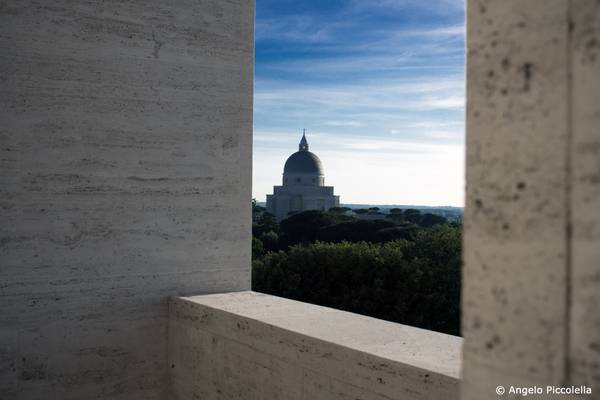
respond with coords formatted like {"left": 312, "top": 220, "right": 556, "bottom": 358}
{"left": 283, "top": 151, "right": 324, "bottom": 175}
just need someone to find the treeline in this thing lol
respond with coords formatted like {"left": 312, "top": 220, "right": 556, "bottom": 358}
{"left": 251, "top": 202, "right": 462, "bottom": 336}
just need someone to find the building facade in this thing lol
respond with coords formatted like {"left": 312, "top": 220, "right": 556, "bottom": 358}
{"left": 266, "top": 132, "right": 339, "bottom": 220}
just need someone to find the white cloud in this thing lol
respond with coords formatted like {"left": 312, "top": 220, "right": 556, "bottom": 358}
{"left": 419, "top": 95, "right": 465, "bottom": 109}
{"left": 253, "top": 132, "right": 465, "bottom": 206}
{"left": 255, "top": 16, "right": 340, "bottom": 43}
{"left": 253, "top": 1, "right": 466, "bottom": 206}
{"left": 350, "top": 0, "right": 464, "bottom": 14}
{"left": 423, "top": 24, "right": 465, "bottom": 37}
{"left": 324, "top": 121, "right": 363, "bottom": 127}
{"left": 254, "top": 77, "right": 465, "bottom": 118}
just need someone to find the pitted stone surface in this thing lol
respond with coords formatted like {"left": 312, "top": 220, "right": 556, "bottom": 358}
{"left": 570, "top": 0, "right": 600, "bottom": 393}
{"left": 463, "top": 0, "right": 600, "bottom": 399}
{"left": 169, "top": 292, "right": 462, "bottom": 400}
{"left": 464, "top": 0, "right": 570, "bottom": 390}
{"left": 0, "top": 1, "right": 254, "bottom": 398}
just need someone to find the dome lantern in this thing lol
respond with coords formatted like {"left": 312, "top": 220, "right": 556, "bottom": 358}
{"left": 299, "top": 128, "right": 309, "bottom": 151}
{"left": 283, "top": 130, "right": 323, "bottom": 176}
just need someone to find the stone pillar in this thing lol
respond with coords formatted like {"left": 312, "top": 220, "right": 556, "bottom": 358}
{"left": 569, "top": 1, "right": 600, "bottom": 392}
{"left": 463, "top": 0, "right": 599, "bottom": 398}
{"left": 0, "top": 1, "right": 254, "bottom": 398}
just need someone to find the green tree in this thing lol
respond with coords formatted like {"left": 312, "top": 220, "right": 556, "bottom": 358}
{"left": 253, "top": 211, "right": 279, "bottom": 238}
{"left": 253, "top": 225, "right": 462, "bottom": 336}
{"left": 373, "top": 224, "right": 419, "bottom": 242}
{"left": 329, "top": 206, "right": 351, "bottom": 214}
{"left": 279, "top": 210, "right": 337, "bottom": 247}
{"left": 316, "top": 219, "right": 396, "bottom": 243}
{"left": 252, "top": 198, "right": 265, "bottom": 212}
{"left": 419, "top": 213, "right": 446, "bottom": 228}
{"left": 260, "top": 230, "right": 280, "bottom": 252}
{"left": 252, "top": 236, "right": 265, "bottom": 259}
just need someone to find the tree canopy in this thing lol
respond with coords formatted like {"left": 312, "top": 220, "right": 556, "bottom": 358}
{"left": 253, "top": 226, "right": 461, "bottom": 335}
{"left": 251, "top": 206, "right": 463, "bottom": 336}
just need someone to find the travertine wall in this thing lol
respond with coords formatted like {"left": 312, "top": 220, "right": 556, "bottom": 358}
{"left": 463, "top": 0, "right": 600, "bottom": 398}
{"left": 169, "top": 292, "right": 462, "bottom": 400}
{"left": 569, "top": 1, "right": 600, "bottom": 393}
{"left": 0, "top": 1, "right": 254, "bottom": 398}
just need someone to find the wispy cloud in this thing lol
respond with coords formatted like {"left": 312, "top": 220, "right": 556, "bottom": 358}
{"left": 349, "top": 0, "right": 464, "bottom": 14}
{"left": 324, "top": 121, "right": 363, "bottom": 127}
{"left": 253, "top": 130, "right": 465, "bottom": 206}
{"left": 254, "top": 0, "right": 465, "bottom": 205}
{"left": 255, "top": 16, "right": 343, "bottom": 43}
{"left": 254, "top": 129, "right": 464, "bottom": 157}
{"left": 254, "top": 78, "right": 465, "bottom": 133}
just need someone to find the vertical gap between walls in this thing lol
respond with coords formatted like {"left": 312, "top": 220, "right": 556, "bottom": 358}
{"left": 563, "top": 0, "right": 574, "bottom": 386}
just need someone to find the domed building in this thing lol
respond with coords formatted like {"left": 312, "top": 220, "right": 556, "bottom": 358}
{"left": 266, "top": 131, "right": 340, "bottom": 221}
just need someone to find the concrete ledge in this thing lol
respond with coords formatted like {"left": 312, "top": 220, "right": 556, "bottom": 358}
{"left": 168, "top": 291, "right": 462, "bottom": 400}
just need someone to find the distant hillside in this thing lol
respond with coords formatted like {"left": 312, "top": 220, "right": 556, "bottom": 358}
{"left": 256, "top": 202, "right": 463, "bottom": 221}
{"left": 341, "top": 204, "right": 463, "bottom": 221}
{"left": 341, "top": 204, "right": 462, "bottom": 211}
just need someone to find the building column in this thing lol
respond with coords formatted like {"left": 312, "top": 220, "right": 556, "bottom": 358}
{"left": 463, "top": 0, "right": 600, "bottom": 398}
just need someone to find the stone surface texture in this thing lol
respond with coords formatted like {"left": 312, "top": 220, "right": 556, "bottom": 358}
{"left": 570, "top": 0, "right": 600, "bottom": 393}
{"left": 169, "top": 291, "right": 462, "bottom": 400}
{"left": 464, "top": 0, "right": 600, "bottom": 398}
{"left": 0, "top": 1, "right": 254, "bottom": 399}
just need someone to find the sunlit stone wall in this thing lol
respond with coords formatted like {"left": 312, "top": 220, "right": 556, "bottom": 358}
{"left": 463, "top": 0, "right": 600, "bottom": 398}
{"left": 169, "top": 292, "right": 462, "bottom": 400}
{"left": 0, "top": 1, "right": 254, "bottom": 398}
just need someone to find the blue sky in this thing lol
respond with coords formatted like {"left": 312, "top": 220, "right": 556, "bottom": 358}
{"left": 253, "top": 0, "right": 465, "bottom": 206}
